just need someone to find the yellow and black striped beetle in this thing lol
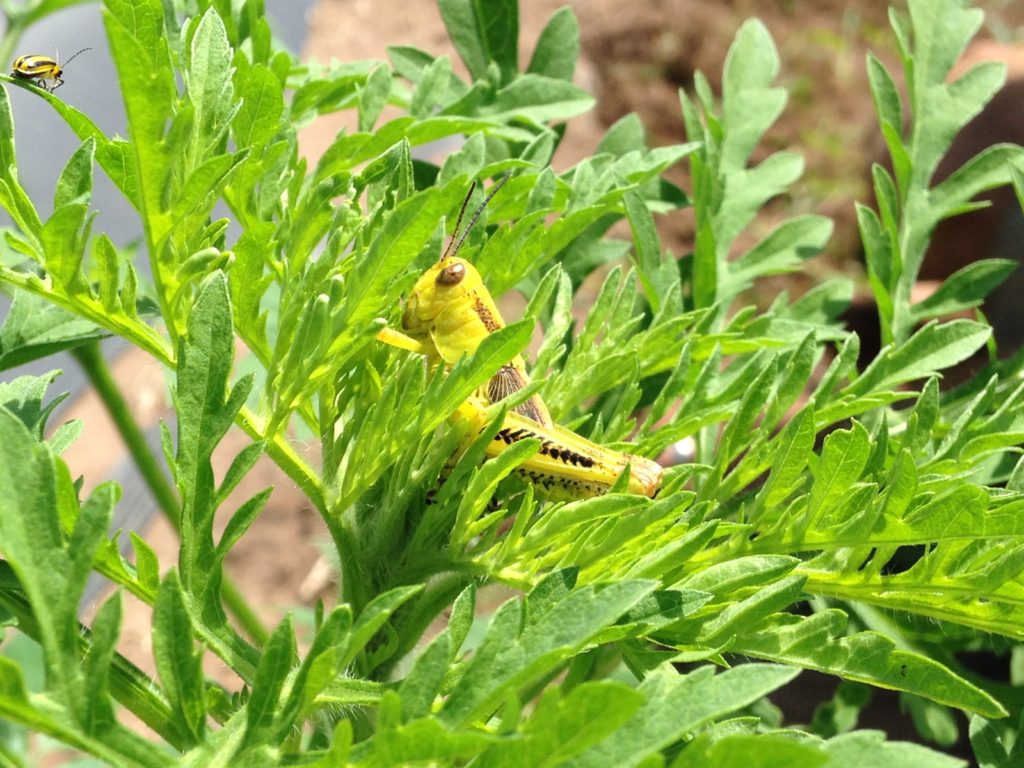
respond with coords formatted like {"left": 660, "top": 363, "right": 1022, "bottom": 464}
{"left": 11, "top": 48, "right": 91, "bottom": 93}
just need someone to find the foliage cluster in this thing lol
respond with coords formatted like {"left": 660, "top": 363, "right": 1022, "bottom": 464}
{"left": 0, "top": 0, "right": 1023, "bottom": 765}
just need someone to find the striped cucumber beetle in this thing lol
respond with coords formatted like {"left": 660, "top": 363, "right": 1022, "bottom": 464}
{"left": 11, "top": 47, "right": 91, "bottom": 93}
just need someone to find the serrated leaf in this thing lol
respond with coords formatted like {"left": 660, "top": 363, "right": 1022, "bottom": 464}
{"left": 175, "top": 272, "right": 253, "bottom": 619}
{"left": 809, "top": 422, "right": 871, "bottom": 516}
{"left": 103, "top": 1, "right": 175, "bottom": 244}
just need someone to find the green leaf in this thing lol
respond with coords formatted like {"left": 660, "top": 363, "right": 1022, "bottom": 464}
{"left": 910, "top": 259, "right": 1017, "bottom": 321}
{"left": 570, "top": 664, "right": 800, "bottom": 768}
{"left": 438, "top": 0, "right": 519, "bottom": 83}
{"left": 0, "top": 657, "right": 102, "bottom": 754}
{"left": 397, "top": 631, "right": 451, "bottom": 722}
{"left": 733, "top": 611, "right": 1005, "bottom": 718}
{"left": 673, "top": 733, "right": 827, "bottom": 768}
{"left": 482, "top": 75, "right": 594, "bottom": 124}
{"left": 867, "top": 53, "right": 903, "bottom": 139}
{"left": 725, "top": 215, "right": 832, "bottom": 293}
{"left": 623, "top": 190, "right": 665, "bottom": 312}
{"left": 41, "top": 203, "right": 90, "bottom": 295}
{"left": 105, "top": 0, "right": 164, "bottom": 48}
{"left": 527, "top": 7, "right": 579, "bottom": 82}
{"left": 0, "top": 404, "right": 115, "bottom": 725}
{"left": 721, "top": 20, "right": 785, "bottom": 169}
{"left": 82, "top": 594, "right": 121, "bottom": 732}
{"left": 822, "top": 729, "right": 964, "bottom": 768}
{"left": 245, "top": 616, "right": 296, "bottom": 745}
{"left": 970, "top": 712, "right": 1024, "bottom": 768}
{"left": 340, "top": 586, "right": 423, "bottom": 671}
{"left": 480, "top": 681, "right": 644, "bottom": 768}
{"left": 130, "top": 531, "right": 161, "bottom": 595}
{"left": 410, "top": 55, "right": 456, "bottom": 118}
{"left": 153, "top": 572, "right": 205, "bottom": 744}
{"left": 758, "top": 407, "right": 816, "bottom": 508}
{"left": 0, "top": 370, "right": 69, "bottom": 438}
{"left": 359, "top": 65, "right": 393, "bottom": 133}
{"left": 216, "top": 441, "right": 266, "bottom": 505}
{"left": 175, "top": 272, "right": 253, "bottom": 615}
{"left": 101, "top": 11, "right": 175, "bottom": 240}
{"left": 928, "top": 144, "right": 1024, "bottom": 220}
{"left": 680, "top": 556, "right": 799, "bottom": 599}
{"left": 441, "top": 577, "right": 657, "bottom": 726}
{"left": 809, "top": 422, "right": 871, "bottom": 516}
{"left": 188, "top": 10, "right": 236, "bottom": 156}
{"left": 215, "top": 489, "right": 272, "bottom": 561}
{"left": 285, "top": 607, "right": 354, "bottom": 722}
{"left": 596, "top": 114, "right": 647, "bottom": 158}
{"left": 53, "top": 138, "right": 95, "bottom": 210}
{"left": 232, "top": 63, "right": 284, "bottom": 147}
{"left": 0, "top": 292, "right": 106, "bottom": 370}
{"left": 848, "top": 320, "right": 990, "bottom": 395}
{"left": 448, "top": 583, "right": 476, "bottom": 658}
{"left": 353, "top": 714, "right": 494, "bottom": 765}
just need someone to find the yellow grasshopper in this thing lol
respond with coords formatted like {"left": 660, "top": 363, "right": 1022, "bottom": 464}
{"left": 376, "top": 175, "right": 662, "bottom": 499}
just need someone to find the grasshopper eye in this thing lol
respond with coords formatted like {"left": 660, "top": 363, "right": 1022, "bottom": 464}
{"left": 436, "top": 262, "right": 466, "bottom": 286}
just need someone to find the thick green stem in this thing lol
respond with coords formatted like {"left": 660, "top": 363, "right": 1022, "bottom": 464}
{"left": 72, "top": 342, "right": 269, "bottom": 644}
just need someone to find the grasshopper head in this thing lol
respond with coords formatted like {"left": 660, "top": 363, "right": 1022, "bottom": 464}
{"left": 401, "top": 256, "right": 484, "bottom": 334}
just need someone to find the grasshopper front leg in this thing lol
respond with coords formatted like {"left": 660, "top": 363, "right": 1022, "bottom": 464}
{"left": 376, "top": 327, "right": 426, "bottom": 354}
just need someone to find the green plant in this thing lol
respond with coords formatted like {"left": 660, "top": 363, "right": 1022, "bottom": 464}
{"left": 0, "top": 0, "right": 1023, "bottom": 764}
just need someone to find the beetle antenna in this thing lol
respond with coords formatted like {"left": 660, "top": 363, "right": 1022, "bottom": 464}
{"left": 444, "top": 170, "right": 512, "bottom": 261}
{"left": 61, "top": 48, "right": 92, "bottom": 67}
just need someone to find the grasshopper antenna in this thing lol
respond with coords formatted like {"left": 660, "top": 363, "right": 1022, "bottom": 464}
{"left": 62, "top": 47, "right": 92, "bottom": 67}
{"left": 442, "top": 170, "right": 513, "bottom": 261}
{"left": 441, "top": 180, "right": 477, "bottom": 262}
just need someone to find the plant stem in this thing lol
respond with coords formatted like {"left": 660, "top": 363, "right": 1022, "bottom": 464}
{"left": 237, "top": 404, "right": 326, "bottom": 515}
{"left": 72, "top": 342, "right": 269, "bottom": 644}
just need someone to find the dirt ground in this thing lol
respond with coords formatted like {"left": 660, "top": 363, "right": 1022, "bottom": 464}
{"left": 50, "top": 0, "right": 1024, "bottom": 741}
